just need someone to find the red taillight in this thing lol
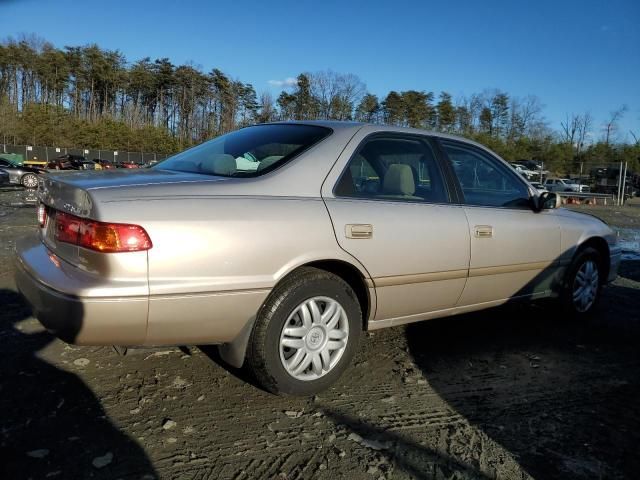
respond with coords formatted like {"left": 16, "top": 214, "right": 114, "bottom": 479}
{"left": 37, "top": 203, "right": 48, "bottom": 227}
{"left": 55, "top": 212, "right": 81, "bottom": 243}
{"left": 54, "top": 211, "right": 152, "bottom": 253}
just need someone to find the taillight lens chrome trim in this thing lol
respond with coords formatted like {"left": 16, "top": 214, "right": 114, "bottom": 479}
{"left": 37, "top": 203, "right": 47, "bottom": 227}
{"left": 54, "top": 210, "right": 152, "bottom": 253}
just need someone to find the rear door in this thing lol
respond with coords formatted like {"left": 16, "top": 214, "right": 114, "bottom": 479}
{"left": 322, "top": 131, "right": 470, "bottom": 325}
{"left": 438, "top": 139, "right": 561, "bottom": 306}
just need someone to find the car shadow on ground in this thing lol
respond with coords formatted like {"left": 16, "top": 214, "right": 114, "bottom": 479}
{"left": 405, "top": 271, "right": 640, "bottom": 479}
{"left": 0, "top": 289, "right": 157, "bottom": 479}
{"left": 198, "top": 345, "right": 271, "bottom": 393}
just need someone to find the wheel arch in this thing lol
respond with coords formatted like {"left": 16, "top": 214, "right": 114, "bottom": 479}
{"left": 575, "top": 236, "right": 610, "bottom": 283}
{"left": 219, "top": 257, "right": 374, "bottom": 369}
{"left": 304, "top": 259, "right": 373, "bottom": 328}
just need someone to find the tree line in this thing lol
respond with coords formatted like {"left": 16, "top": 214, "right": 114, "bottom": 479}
{"left": 0, "top": 36, "right": 637, "bottom": 173}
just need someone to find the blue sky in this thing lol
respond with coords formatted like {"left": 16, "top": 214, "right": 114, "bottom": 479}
{"left": 2, "top": 0, "right": 639, "bottom": 141}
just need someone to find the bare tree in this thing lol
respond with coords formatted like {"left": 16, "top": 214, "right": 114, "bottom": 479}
{"left": 309, "top": 70, "right": 365, "bottom": 120}
{"left": 575, "top": 112, "right": 592, "bottom": 156}
{"left": 560, "top": 113, "right": 578, "bottom": 145}
{"left": 604, "top": 105, "right": 628, "bottom": 145}
{"left": 560, "top": 112, "right": 592, "bottom": 157}
{"left": 256, "top": 92, "right": 276, "bottom": 123}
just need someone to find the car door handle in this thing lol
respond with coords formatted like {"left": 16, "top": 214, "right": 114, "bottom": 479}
{"left": 474, "top": 225, "right": 493, "bottom": 238}
{"left": 346, "top": 224, "right": 373, "bottom": 239}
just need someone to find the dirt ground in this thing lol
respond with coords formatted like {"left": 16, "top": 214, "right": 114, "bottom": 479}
{"left": 1, "top": 186, "right": 639, "bottom": 480}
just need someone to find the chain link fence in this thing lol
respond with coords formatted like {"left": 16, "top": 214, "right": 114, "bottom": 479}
{"left": 1, "top": 144, "right": 172, "bottom": 165}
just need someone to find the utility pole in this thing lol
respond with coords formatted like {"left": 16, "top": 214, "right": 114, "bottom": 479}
{"left": 616, "top": 162, "right": 623, "bottom": 206}
{"left": 540, "top": 161, "right": 544, "bottom": 183}
{"left": 620, "top": 162, "right": 628, "bottom": 205}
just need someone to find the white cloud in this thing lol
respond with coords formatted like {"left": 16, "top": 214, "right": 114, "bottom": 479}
{"left": 268, "top": 77, "right": 297, "bottom": 88}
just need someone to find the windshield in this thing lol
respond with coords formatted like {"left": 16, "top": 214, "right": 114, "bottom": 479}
{"left": 154, "top": 124, "right": 332, "bottom": 177}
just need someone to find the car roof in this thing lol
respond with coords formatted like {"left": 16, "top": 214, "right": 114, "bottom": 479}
{"left": 269, "top": 120, "right": 497, "bottom": 152}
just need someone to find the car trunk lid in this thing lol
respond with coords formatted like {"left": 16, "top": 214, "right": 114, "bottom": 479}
{"left": 38, "top": 169, "right": 230, "bottom": 268}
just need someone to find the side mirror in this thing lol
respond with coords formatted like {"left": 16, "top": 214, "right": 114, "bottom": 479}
{"left": 533, "top": 191, "right": 561, "bottom": 212}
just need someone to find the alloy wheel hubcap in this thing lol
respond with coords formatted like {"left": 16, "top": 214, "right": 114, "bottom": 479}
{"left": 24, "top": 175, "right": 38, "bottom": 188}
{"left": 572, "top": 259, "right": 599, "bottom": 312}
{"left": 279, "top": 296, "right": 349, "bottom": 381}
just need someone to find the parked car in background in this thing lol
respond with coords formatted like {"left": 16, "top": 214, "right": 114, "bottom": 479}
{"left": 46, "top": 158, "right": 77, "bottom": 170}
{"left": 569, "top": 178, "right": 591, "bottom": 193}
{"left": 116, "top": 161, "right": 140, "bottom": 169}
{"left": 51, "top": 154, "right": 101, "bottom": 170}
{"left": 15, "top": 122, "right": 621, "bottom": 396}
{"left": 80, "top": 159, "right": 102, "bottom": 170}
{"left": 23, "top": 157, "right": 48, "bottom": 168}
{"left": 544, "top": 178, "right": 581, "bottom": 192}
{"left": 510, "top": 163, "right": 535, "bottom": 180}
{"left": 0, "top": 169, "right": 9, "bottom": 185}
{"left": 0, "top": 158, "right": 44, "bottom": 188}
{"left": 514, "top": 159, "right": 548, "bottom": 178}
{"left": 0, "top": 153, "right": 25, "bottom": 166}
{"left": 144, "top": 159, "right": 160, "bottom": 168}
{"left": 95, "top": 159, "right": 115, "bottom": 169}
{"left": 529, "top": 181, "right": 547, "bottom": 193}
{"left": 514, "top": 159, "right": 541, "bottom": 172}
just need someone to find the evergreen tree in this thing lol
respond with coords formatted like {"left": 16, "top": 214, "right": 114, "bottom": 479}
{"left": 355, "top": 93, "right": 380, "bottom": 123}
{"left": 382, "top": 91, "right": 404, "bottom": 126}
{"left": 436, "top": 92, "right": 455, "bottom": 132}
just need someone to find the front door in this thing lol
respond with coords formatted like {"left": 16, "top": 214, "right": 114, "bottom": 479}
{"left": 438, "top": 139, "right": 561, "bottom": 306}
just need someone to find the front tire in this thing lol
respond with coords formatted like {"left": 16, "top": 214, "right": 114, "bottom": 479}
{"left": 246, "top": 267, "right": 362, "bottom": 396}
{"left": 561, "top": 247, "right": 603, "bottom": 317}
{"left": 21, "top": 173, "right": 38, "bottom": 189}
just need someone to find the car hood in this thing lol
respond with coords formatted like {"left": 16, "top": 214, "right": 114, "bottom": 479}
{"left": 555, "top": 207, "right": 607, "bottom": 225}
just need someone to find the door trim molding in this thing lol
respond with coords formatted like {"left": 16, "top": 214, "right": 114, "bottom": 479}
{"left": 468, "top": 261, "right": 553, "bottom": 277}
{"left": 371, "top": 260, "right": 567, "bottom": 287}
{"left": 373, "top": 269, "right": 468, "bottom": 287}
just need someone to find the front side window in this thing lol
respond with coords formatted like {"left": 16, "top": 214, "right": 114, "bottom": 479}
{"left": 441, "top": 140, "right": 530, "bottom": 208}
{"left": 334, "top": 135, "right": 448, "bottom": 203}
{"left": 155, "top": 124, "right": 331, "bottom": 177}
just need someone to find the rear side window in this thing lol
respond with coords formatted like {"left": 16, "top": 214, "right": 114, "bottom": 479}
{"left": 335, "top": 135, "right": 448, "bottom": 203}
{"left": 155, "top": 124, "right": 332, "bottom": 177}
{"left": 442, "top": 140, "right": 530, "bottom": 208}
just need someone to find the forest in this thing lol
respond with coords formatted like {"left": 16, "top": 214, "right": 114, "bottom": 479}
{"left": 0, "top": 36, "right": 638, "bottom": 173}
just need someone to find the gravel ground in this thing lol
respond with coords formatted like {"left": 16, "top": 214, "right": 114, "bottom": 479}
{"left": 1, "top": 186, "right": 639, "bottom": 480}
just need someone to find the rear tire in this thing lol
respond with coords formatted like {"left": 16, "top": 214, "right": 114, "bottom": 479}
{"left": 560, "top": 247, "right": 603, "bottom": 317}
{"left": 246, "top": 267, "right": 362, "bottom": 396}
{"left": 21, "top": 173, "right": 38, "bottom": 189}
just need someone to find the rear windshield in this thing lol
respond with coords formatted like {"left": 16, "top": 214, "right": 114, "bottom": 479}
{"left": 154, "top": 124, "right": 332, "bottom": 177}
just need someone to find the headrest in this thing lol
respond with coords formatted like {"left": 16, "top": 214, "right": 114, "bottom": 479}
{"left": 383, "top": 164, "right": 415, "bottom": 196}
{"left": 256, "top": 155, "right": 283, "bottom": 172}
{"left": 200, "top": 154, "right": 236, "bottom": 176}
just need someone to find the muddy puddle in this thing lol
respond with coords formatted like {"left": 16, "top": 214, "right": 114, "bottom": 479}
{"left": 615, "top": 227, "right": 640, "bottom": 260}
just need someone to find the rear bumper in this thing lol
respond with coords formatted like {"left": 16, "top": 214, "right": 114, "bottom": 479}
{"left": 14, "top": 233, "right": 148, "bottom": 345}
{"left": 14, "top": 232, "right": 270, "bottom": 346}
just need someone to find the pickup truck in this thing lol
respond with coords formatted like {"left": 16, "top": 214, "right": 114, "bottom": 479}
{"left": 544, "top": 178, "right": 582, "bottom": 192}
